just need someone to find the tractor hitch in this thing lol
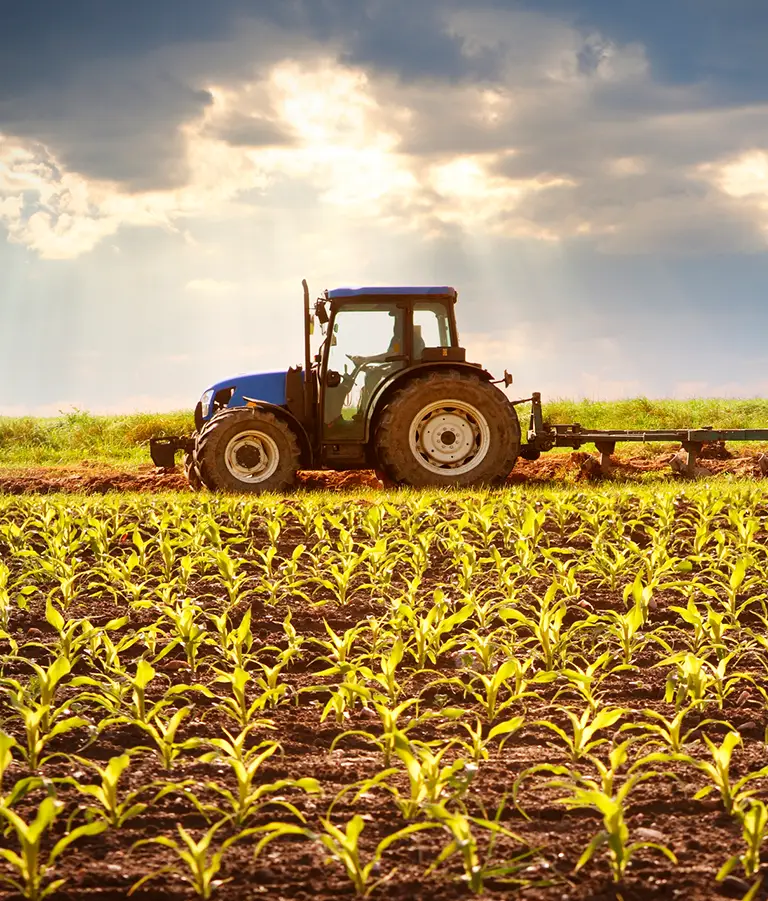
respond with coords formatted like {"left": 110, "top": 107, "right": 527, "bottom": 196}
{"left": 149, "top": 436, "right": 195, "bottom": 469}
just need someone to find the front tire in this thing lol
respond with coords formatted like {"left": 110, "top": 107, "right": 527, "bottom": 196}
{"left": 195, "top": 408, "right": 300, "bottom": 494}
{"left": 184, "top": 449, "right": 203, "bottom": 490}
{"left": 375, "top": 370, "right": 520, "bottom": 487}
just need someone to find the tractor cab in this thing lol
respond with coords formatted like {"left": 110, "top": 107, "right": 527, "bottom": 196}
{"left": 313, "top": 287, "right": 463, "bottom": 447}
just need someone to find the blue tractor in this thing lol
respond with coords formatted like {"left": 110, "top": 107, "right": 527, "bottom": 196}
{"left": 150, "top": 282, "right": 522, "bottom": 491}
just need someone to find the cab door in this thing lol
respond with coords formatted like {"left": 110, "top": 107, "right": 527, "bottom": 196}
{"left": 322, "top": 303, "right": 407, "bottom": 442}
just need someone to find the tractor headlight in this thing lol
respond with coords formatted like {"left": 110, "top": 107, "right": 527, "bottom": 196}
{"left": 200, "top": 389, "right": 214, "bottom": 413}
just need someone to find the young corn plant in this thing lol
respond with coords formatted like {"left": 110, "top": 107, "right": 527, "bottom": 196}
{"left": 135, "top": 705, "right": 202, "bottom": 770}
{"left": 501, "top": 588, "right": 569, "bottom": 672}
{"left": 358, "top": 637, "right": 407, "bottom": 702}
{"left": 159, "top": 597, "right": 209, "bottom": 672}
{"left": 208, "top": 548, "right": 253, "bottom": 607}
{"left": 353, "top": 732, "right": 476, "bottom": 820}
{"left": 668, "top": 595, "right": 733, "bottom": 657}
{"left": 210, "top": 665, "right": 287, "bottom": 727}
{"left": 330, "top": 697, "right": 422, "bottom": 766}
{"left": 62, "top": 754, "right": 148, "bottom": 827}
{"left": 555, "top": 652, "right": 613, "bottom": 712}
{"left": 718, "top": 800, "right": 768, "bottom": 884}
{"left": 659, "top": 651, "right": 714, "bottom": 711}
{"left": 40, "top": 598, "right": 128, "bottom": 666}
{"left": 5, "top": 695, "right": 90, "bottom": 772}
{"left": 559, "top": 784, "right": 676, "bottom": 882}
{"left": 0, "top": 731, "right": 40, "bottom": 806}
{"left": 535, "top": 706, "right": 628, "bottom": 761}
{"left": 619, "top": 705, "right": 727, "bottom": 754}
{"left": 255, "top": 815, "right": 436, "bottom": 897}
{"left": 199, "top": 733, "right": 320, "bottom": 826}
{"left": 464, "top": 658, "right": 545, "bottom": 720}
{"left": 208, "top": 608, "right": 255, "bottom": 668}
{"left": 649, "top": 731, "right": 768, "bottom": 815}
{"left": 130, "top": 821, "right": 255, "bottom": 899}
{"left": 424, "top": 800, "right": 535, "bottom": 894}
{"left": 0, "top": 797, "right": 106, "bottom": 901}
{"left": 1, "top": 655, "right": 74, "bottom": 732}
{"left": 513, "top": 740, "right": 670, "bottom": 820}
{"left": 313, "top": 620, "right": 367, "bottom": 672}
{"left": 443, "top": 715, "right": 525, "bottom": 763}
{"left": 402, "top": 594, "right": 473, "bottom": 670}
{"left": 588, "top": 602, "right": 655, "bottom": 668}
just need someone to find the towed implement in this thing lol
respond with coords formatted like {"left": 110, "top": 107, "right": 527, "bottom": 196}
{"left": 151, "top": 281, "right": 768, "bottom": 491}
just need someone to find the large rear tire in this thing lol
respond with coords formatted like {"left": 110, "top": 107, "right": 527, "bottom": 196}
{"left": 375, "top": 370, "right": 520, "bottom": 487}
{"left": 195, "top": 408, "right": 300, "bottom": 494}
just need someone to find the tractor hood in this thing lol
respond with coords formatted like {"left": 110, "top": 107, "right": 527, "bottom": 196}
{"left": 201, "top": 370, "right": 288, "bottom": 420}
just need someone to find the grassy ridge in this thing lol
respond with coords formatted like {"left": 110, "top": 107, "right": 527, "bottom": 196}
{"left": 2, "top": 397, "right": 768, "bottom": 467}
{"left": 541, "top": 396, "right": 768, "bottom": 431}
{"left": 0, "top": 410, "right": 194, "bottom": 466}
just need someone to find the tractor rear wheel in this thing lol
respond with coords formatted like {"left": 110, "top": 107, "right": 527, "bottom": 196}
{"left": 375, "top": 370, "right": 520, "bottom": 487}
{"left": 195, "top": 407, "right": 300, "bottom": 494}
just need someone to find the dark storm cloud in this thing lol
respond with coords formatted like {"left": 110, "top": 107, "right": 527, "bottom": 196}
{"left": 5, "top": 0, "right": 766, "bottom": 190}
{"left": 3, "top": 0, "right": 768, "bottom": 256}
{"left": 0, "top": 1, "right": 242, "bottom": 189}
{"left": 0, "top": 0, "right": 491, "bottom": 189}
{"left": 499, "top": 0, "right": 768, "bottom": 102}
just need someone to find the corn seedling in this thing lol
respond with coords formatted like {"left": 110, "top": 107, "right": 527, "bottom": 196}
{"left": 535, "top": 706, "right": 627, "bottom": 761}
{"left": 255, "top": 815, "right": 437, "bottom": 896}
{"left": 62, "top": 753, "right": 148, "bottom": 827}
{"left": 424, "top": 800, "right": 535, "bottom": 894}
{"left": 559, "top": 784, "right": 676, "bottom": 882}
{"left": 200, "top": 735, "right": 320, "bottom": 825}
{"left": 130, "top": 821, "right": 255, "bottom": 899}
{"left": 718, "top": 800, "right": 768, "bottom": 882}
{"left": 0, "top": 797, "right": 106, "bottom": 901}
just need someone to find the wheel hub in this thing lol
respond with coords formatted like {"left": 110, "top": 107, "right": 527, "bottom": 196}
{"left": 409, "top": 401, "right": 491, "bottom": 475}
{"left": 235, "top": 444, "right": 264, "bottom": 469}
{"left": 224, "top": 430, "right": 280, "bottom": 483}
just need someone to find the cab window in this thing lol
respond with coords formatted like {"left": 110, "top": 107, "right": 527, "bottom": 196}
{"left": 413, "top": 302, "right": 451, "bottom": 359}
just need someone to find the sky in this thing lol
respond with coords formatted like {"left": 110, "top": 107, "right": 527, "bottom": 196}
{"left": 2, "top": 0, "right": 768, "bottom": 415}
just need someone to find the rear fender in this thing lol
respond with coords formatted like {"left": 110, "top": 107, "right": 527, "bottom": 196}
{"left": 240, "top": 399, "right": 314, "bottom": 467}
{"left": 365, "top": 361, "right": 496, "bottom": 444}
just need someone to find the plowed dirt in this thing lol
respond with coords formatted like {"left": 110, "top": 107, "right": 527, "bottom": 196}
{"left": 0, "top": 448, "right": 764, "bottom": 494}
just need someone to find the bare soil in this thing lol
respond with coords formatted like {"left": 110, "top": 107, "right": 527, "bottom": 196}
{"left": 1, "top": 533, "right": 766, "bottom": 901}
{"left": 0, "top": 446, "right": 764, "bottom": 495}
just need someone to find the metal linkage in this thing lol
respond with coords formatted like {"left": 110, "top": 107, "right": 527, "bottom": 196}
{"left": 522, "top": 392, "right": 768, "bottom": 478}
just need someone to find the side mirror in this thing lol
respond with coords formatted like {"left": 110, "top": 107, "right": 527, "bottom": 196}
{"left": 315, "top": 300, "right": 329, "bottom": 324}
{"left": 326, "top": 370, "right": 341, "bottom": 388}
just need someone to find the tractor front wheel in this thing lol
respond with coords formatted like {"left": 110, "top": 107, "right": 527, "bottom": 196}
{"left": 195, "top": 408, "right": 300, "bottom": 493}
{"left": 184, "top": 449, "right": 203, "bottom": 490}
{"left": 375, "top": 370, "right": 520, "bottom": 487}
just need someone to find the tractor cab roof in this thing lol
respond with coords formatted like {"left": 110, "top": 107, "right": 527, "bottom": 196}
{"left": 327, "top": 286, "right": 457, "bottom": 301}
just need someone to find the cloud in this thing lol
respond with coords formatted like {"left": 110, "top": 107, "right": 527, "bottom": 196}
{"left": 3, "top": 4, "right": 768, "bottom": 259}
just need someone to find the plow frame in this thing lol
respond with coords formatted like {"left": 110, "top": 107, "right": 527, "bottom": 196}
{"left": 522, "top": 392, "right": 768, "bottom": 475}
